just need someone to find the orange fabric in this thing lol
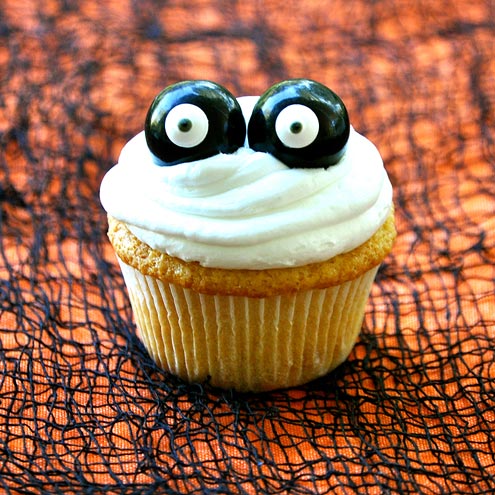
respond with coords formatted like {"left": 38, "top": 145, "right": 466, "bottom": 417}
{"left": 1, "top": 0, "right": 494, "bottom": 493}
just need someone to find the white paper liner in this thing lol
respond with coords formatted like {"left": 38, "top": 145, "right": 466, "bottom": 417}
{"left": 117, "top": 258, "right": 379, "bottom": 391}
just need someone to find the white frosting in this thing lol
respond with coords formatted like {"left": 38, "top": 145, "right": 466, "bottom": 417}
{"left": 100, "top": 96, "right": 393, "bottom": 269}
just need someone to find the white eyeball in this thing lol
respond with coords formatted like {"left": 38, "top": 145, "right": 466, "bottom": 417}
{"left": 164, "top": 103, "right": 209, "bottom": 148}
{"left": 275, "top": 104, "right": 319, "bottom": 149}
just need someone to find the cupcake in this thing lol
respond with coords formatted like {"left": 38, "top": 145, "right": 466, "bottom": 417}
{"left": 100, "top": 79, "right": 395, "bottom": 392}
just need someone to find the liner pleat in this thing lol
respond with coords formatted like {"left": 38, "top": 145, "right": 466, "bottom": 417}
{"left": 118, "top": 258, "right": 379, "bottom": 392}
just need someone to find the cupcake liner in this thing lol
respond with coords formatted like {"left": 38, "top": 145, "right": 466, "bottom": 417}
{"left": 117, "top": 258, "right": 379, "bottom": 392}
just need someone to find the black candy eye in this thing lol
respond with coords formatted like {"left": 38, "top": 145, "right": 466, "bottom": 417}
{"left": 145, "top": 80, "right": 246, "bottom": 166}
{"left": 247, "top": 79, "right": 350, "bottom": 168}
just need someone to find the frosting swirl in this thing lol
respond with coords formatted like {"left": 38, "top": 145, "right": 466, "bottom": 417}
{"left": 100, "top": 97, "right": 393, "bottom": 269}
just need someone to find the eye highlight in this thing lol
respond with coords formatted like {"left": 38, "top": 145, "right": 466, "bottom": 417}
{"left": 145, "top": 80, "right": 246, "bottom": 166}
{"left": 275, "top": 104, "right": 319, "bottom": 149}
{"left": 164, "top": 103, "right": 209, "bottom": 148}
{"left": 247, "top": 79, "right": 350, "bottom": 169}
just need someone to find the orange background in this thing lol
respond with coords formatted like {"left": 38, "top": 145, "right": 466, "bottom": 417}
{"left": 0, "top": 0, "right": 494, "bottom": 493}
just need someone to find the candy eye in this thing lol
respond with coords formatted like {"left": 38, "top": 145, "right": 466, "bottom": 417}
{"left": 275, "top": 104, "right": 319, "bottom": 149}
{"left": 145, "top": 80, "right": 246, "bottom": 166}
{"left": 164, "top": 103, "right": 209, "bottom": 148}
{"left": 247, "top": 79, "right": 350, "bottom": 169}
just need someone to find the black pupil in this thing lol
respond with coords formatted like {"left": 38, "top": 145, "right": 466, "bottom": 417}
{"left": 178, "top": 118, "right": 192, "bottom": 132}
{"left": 290, "top": 121, "right": 303, "bottom": 134}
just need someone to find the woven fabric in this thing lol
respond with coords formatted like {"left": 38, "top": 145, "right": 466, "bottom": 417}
{"left": 1, "top": 0, "right": 494, "bottom": 493}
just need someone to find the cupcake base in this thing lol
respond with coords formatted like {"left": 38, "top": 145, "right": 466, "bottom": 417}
{"left": 118, "top": 259, "right": 379, "bottom": 392}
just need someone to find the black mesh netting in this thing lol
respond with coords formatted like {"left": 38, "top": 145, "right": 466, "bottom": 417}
{"left": 1, "top": 1, "right": 495, "bottom": 494}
